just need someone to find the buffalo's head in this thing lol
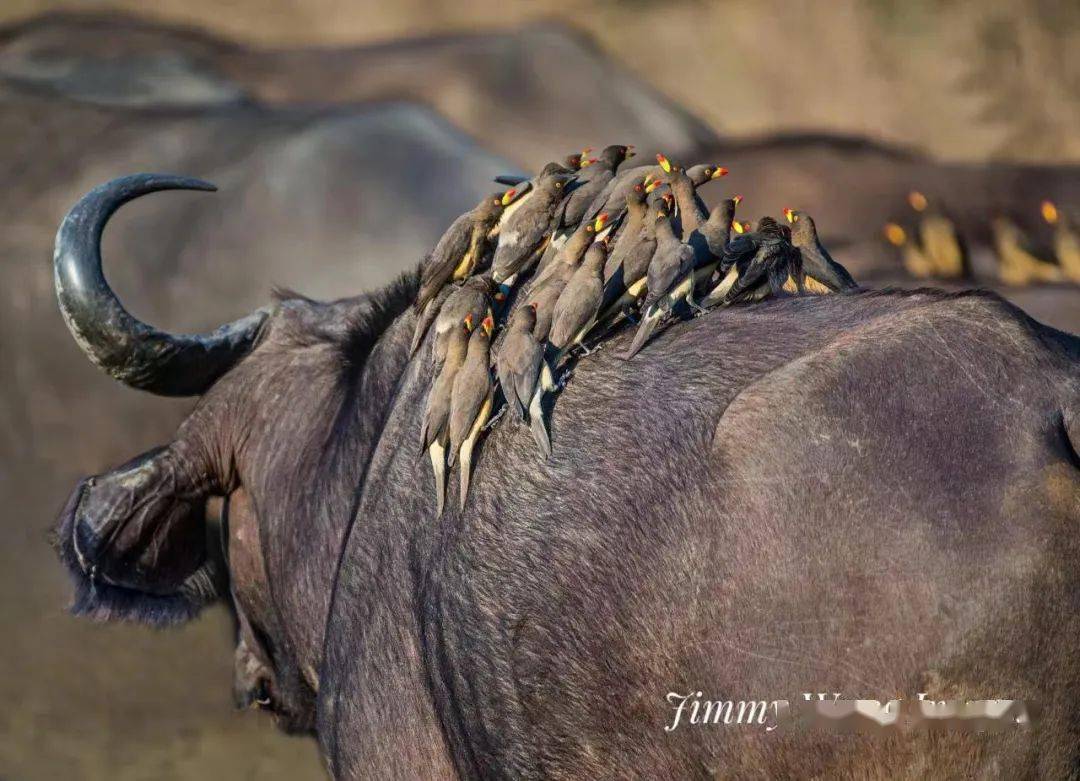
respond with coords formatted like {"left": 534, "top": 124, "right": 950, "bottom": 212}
{"left": 50, "top": 175, "right": 402, "bottom": 733}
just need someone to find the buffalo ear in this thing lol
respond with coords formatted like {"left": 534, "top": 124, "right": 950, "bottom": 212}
{"left": 53, "top": 446, "right": 224, "bottom": 625}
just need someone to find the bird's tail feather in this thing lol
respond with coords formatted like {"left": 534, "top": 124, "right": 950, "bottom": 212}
{"left": 621, "top": 306, "right": 661, "bottom": 360}
{"left": 701, "top": 265, "right": 740, "bottom": 308}
{"left": 458, "top": 396, "right": 493, "bottom": 510}
{"left": 428, "top": 441, "right": 447, "bottom": 515}
{"left": 458, "top": 438, "right": 474, "bottom": 511}
{"left": 528, "top": 383, "right": 552, "bottom": 458}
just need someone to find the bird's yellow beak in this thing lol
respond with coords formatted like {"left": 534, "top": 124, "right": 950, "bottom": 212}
{"left": 481, "top": 315, "right": 494, "bottom": 337}
{"left": 732, "top": 221, "right": 745, "bottom": 235}
{"left": 656, "top": 153, "right": 672, "bottom": 173}
{"left": 908, "top": 191, "right": 928, "bottom": 213}
{"left": 711, "top": 166, "right": 729, "bottom": 179}
{"left": 1041, "top": 200, "right": 1059, "bottom": 224}
{"left": 733, "top": 194, "right": 743, "bottom": 206}
{"left": 884, "top": 223, "right": 907, "bottom": 246}
{"left": 501, "top": 188, "right": 517, "bottom": 206}
{"left": 463, "top": 313, "right": 475, "bottom": 331}
{"left": 645, "top": 178, "right": 662, "bottom": 194}
{"left": 594, "top": 213, "right": 610, "bottom": 232}
{"left": 783, "top": 207, "right": 798, "bottom": 224}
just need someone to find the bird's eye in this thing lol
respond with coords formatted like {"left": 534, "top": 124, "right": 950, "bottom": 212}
{"left": 555, "top": 182, "right": 563, "bottom": 189}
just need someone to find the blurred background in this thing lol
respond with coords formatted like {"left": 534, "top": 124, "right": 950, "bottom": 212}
{"left": 1, "top": 1, "right": 1077, "bottom": 778}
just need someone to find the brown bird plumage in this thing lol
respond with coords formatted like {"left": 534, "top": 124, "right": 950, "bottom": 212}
{"left": 549, "top": 240, "right": 608, "bottom": 354}
{"left": 496, "top": 303, "right": 544, "bottom": 422}
{"left": 414, "top": 193, "right": 504, "bottom": 318}
{"left": 492, "top": 164, "right": 573, "bottom": 283}
{"left": 448, "top": 315, "right": 495, "bottom": 510}
{"left": 420, "top": 317, "right": 472, "bottom": 514}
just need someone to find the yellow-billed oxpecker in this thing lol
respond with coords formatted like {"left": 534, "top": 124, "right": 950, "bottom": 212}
{"left": 783, "top": 208, "right": 858, "bottom": 293}
{"left": 496, "top": 303, "right": 544, "bottom": 423}
{"left": 992, "top": 216, "right": 1063, "bottom": 286}
{"left": 529, "top": 215, "right": 602, "bottom": 294}
{"left": 492, "top": 163, "right": 573, "bottom": 282}
{"left": 908, "top": 190, "right": 968, "bottom": 279}
{"left": 882, "top": 222, "right": 934, "bottom": 279}
{"left": 598, "top": 194, "right": 671, "bottom": 327}
{"left": 703, "top": 216, "right": 802, "bottom": 307}
{"left": 1043, "top": 200, "right": 1080, "bottom": 282}
{"left": 448, "top": 314, "right": 495, "bottom": 510}
{"left": 549, "top": 238, "right": 609, "bottom": 358}
{"left": 420, "top": 315, "right": 473, "bottom": 514}
{"left": 657, "top": 153, "right": 727, "bottom": 236}
{"left": 558, "top": 144, "right": 634, "bottom": 229}
{"left": 622, "top": 210, "right": 696, "bottom": 359}
{"left": 414, "top": 191, "right": 505, "bottom": 318}
{"left": 429, "top": 275, "right": 495, "bottom": 366}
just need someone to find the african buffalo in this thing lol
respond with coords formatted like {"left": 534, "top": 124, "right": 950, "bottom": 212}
{"left": 54, "top": 175, "right": 1080, "bottom": 778}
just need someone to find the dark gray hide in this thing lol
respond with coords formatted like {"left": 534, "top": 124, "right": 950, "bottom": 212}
{"left": 317, "top": 287, "right": 1080, "bottom": 778}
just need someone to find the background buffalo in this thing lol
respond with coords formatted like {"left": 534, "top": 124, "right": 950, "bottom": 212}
{"left": 2, "top": 3, "right": 1078, "bottom": 778}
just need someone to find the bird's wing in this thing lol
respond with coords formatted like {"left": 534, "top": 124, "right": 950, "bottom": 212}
{"left": 450, "top": 368, "right": 492, "bottom": 449}
{"left": 580, "top": 177, "right": 620, "bottom": 225}
{"left": 419, "top": 218, "right": 471, "bottom": 294}
{"left": 676, "top": 244, "right": 696, "bottom": 277}
{"left": 514, "top": 342, "right": 544, "bottom": 412}
{"left": 495, "top": 347, "right": 522, "bottom": 417}
{"left": 726, "top": 244, "right": 779, "bottom": 301}
{"left": 550, "top": 277, "right": 604, "bottom": 347}
{"left": 800, "top": 243, "right": 857, "bottom": 291}
{"left": 720, "top": 233, "right": 761, "bottom": 273}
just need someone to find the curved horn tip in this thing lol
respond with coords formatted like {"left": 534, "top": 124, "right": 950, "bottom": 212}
{"left": 53, "top": 174, "right": 263, "bottom": 397}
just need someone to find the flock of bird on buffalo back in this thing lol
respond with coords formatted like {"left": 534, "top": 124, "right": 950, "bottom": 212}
{"left": 883, "top": 191, "right": 1080, "bottom": 286}
{"left": 409, "top": 143, "right": 862, "bottom": 514}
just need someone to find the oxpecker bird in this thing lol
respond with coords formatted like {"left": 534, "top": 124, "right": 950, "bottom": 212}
{"left": 558, "top": 144, "right": 634, "bottom": 229}
{"left": 1043, "top": 200, "right": 1080, "bottom": 282}
{"left": 908, "top": 190, "right": 968, "bottom": 279}
{"left": 657, "top": 153, "right": 726, "bottom": 236}
{"left": 622, "top": 211, "right": 696, "bottom": 359}
{"left": 414, "top": 192, "right": 505, "bottom": 317}
{"left": 703, "top": 216, "right": 801, "bottom": 307}
{"left": 883, "top": 222, "right": 934, "bottom": 279}
{"left": 549, "top": 239, "right": 609, "bottom": 357}
{"left": 420, "top": 316, "right": 473, "bottom": 514}
{"left": 991, "top": 216, "right": 1063, "bottom": 286}
{"left": 783, "top": 208, "right": 858, "bottom": 292}
{"left": 496, "top": 303, "right": 544, "bottom": 422}
{"left": 492, "top": 164, "right": 573, "bottom": 282}
{"left": 429, "top": 275, "right": 495, "bottom": 366}
{"left": 449, "top": 314, "right": 495, "bottom": 510}
{"left": 530, "top": 216, "right": 602, "bottom": 294}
